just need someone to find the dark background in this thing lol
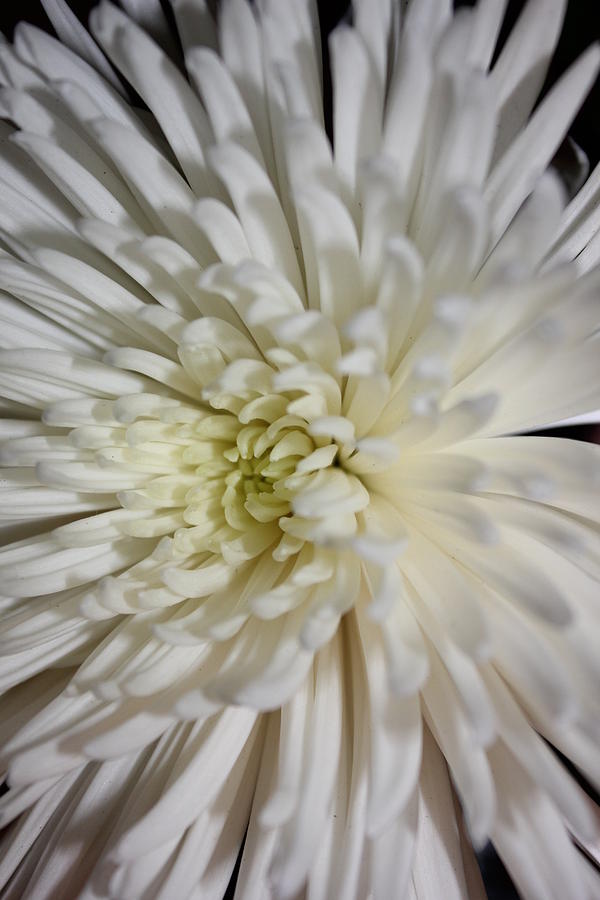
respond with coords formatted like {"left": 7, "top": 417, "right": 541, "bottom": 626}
{"left": 0, "top": 2, "right": 598, "bottom": 899}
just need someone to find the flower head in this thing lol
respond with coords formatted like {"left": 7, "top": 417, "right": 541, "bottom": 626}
{"left": 0, "top": 1, "right": 600, "bottom": 898}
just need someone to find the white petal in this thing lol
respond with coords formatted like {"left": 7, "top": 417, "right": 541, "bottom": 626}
{"left": 40, "top": 0, "right": 126, "bottom": 92}
{"left": 486, "top": 44, "right": 600, "bottom": 245}
{"left": 410, "top": 724, "right": 471, "bottom": 900}
{"left": 90, "top": 0, "right": 215, "bottom": 196}
{"left": 490, "top": 0, "right": 567, "bottom": 160}
{"left": 208, "top": 141, "right": 305, "bottom": 301}
{"left": 331, "top": 25, "right": 383, "bottom": 195}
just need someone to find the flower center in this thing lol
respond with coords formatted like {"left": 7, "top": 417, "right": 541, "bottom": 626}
{"left": 173, "top": 404, "right": 365, "bottom": 559}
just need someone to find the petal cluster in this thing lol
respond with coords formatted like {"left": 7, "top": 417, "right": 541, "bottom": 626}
{"left": 0, "top": 1, "right": 600, "bottom": 899}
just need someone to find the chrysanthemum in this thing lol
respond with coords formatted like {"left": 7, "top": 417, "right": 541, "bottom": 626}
{"left": 0, "top": 0, "right": 599, "bottom": 897}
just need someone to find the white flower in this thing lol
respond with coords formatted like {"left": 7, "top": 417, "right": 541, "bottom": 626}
{"left": 0, "top": 0, "right": 599, "bottom": 897}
